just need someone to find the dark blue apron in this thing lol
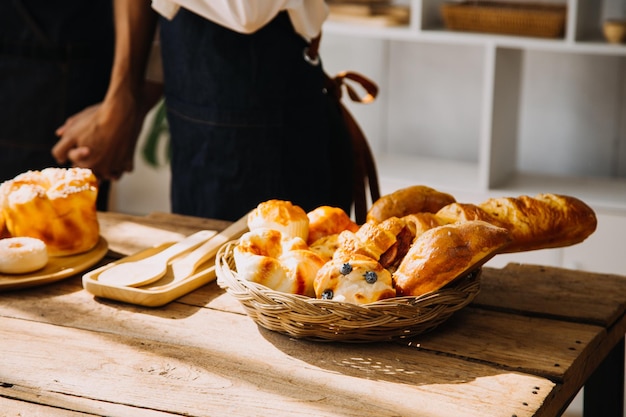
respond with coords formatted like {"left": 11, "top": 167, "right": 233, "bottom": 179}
{"left": 0, "top": 0, "right": 113, "bottom": 210}
{"left": 159, "top": 10, "right": 353, "bottom": 221}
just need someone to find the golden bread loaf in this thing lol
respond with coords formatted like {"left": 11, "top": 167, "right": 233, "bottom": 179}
{"left": 436, "top": 194, "right": 597, "bottom": 253}
{"left": 393, "top": 221, "right": 511, "bottom": 297}
{"left": 0, "top": 168, "right": 100, "bottom": 256}
{"left": 366, "top": 185, "right": 456, "bottom": 224}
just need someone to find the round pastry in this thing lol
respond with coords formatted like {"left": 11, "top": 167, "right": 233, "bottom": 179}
{"left": 306, "top": 206, "right": 358, "bottom": 245}
{"left": 0, "top": 167, "right": 99, "bottom": 256}
{"left": 0, "top": 237, "right": 48, "bottom": 274}
{"left": 247, "top": 200, "right": 309, "bottom": 241}
{"left": 314, "top": 254, "right": 396, "bottom": 304}
{"left": 234, "top": 228, "right": 324, "bottom": 297}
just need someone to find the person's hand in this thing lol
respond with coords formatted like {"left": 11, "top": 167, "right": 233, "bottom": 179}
{"left": 52, "top": 92, "right": 143, "bottom": 181}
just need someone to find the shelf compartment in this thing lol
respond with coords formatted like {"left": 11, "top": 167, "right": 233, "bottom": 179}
{"left": 493, "top": 171, "right": 626, "bottom": 211}
{"left": 441, "top": 1, "right": 567, "bottom": 38}
{"left": 376, "top": 153, "right": 483, "bottom": 197}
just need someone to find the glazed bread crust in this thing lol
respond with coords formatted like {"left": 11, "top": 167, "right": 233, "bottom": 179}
{"left": 366, "top": 185, "right": 456, "bottom": 224}
{"left": 393, "top": 220, "right": 511, "bottom": 297}
{"left": 436, "top": 194, "right": 597, "bottom": 253}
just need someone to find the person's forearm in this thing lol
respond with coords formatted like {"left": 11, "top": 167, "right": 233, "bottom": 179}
{"left": 105, "top": 0, "right": 158, "bottom": 106}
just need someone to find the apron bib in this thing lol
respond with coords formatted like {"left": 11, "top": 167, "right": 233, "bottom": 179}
{"left": 160, "top": 10, "right": 353, "bottom": 221}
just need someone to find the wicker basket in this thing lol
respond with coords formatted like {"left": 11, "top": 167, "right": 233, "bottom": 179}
{"left": 216, "top": 240, "right": 481, "bottom": 342}
{"left": 441, "top": 1, "right": 567, "bottom": 38}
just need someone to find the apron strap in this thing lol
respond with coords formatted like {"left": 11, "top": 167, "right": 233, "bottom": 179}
{"left": 305, "top": 32, "right": 381, "bottom": 223}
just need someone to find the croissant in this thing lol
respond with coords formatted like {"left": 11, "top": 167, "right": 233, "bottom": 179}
{"left": 334, "top": 217, "right": 405, "bottom": 261}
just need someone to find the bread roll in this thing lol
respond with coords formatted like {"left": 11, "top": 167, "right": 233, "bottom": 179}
{"left": 233, "top": 228, "right": 324, "bottom": 297}
{"left": 307, "top": 206, "right": 358, "bottom": 245}
{"left": 393, "top": 221, "right": 511, "bottom": 297}
{"left": 366, "top": 185, "right": 456, "bottom": 224}
{"left": 437, "top": 194, "right": 597, "bottom": 253}
{"left": 247, "top": 200, "right": 309, "bottom": 241}
{"left": 314, "top": 254, "right": 396, "bottom": 304}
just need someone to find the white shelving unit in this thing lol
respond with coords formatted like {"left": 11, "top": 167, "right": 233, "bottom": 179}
{"left": 320, "top": 0, "right": 626, "bottom": 279}
{"left": 322, "top": 0, "right": 626, "bottom": 211}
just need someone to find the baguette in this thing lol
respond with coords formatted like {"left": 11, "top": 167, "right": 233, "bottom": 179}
{"left": 436, "top": 194, "right": 597, "bottom": 253}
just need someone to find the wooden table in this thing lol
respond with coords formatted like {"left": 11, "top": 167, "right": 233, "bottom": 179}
{"left": 1, "top": 211, "right": 625, "bottom": 417}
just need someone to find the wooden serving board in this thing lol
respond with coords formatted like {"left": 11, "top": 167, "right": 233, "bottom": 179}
{"left": 83, "top": 242, "right": 217, "bottom": 307}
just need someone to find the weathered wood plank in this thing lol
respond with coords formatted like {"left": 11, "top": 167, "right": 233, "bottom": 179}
{"left": 0, "top": 395, "right": 87, "bottom": 417}
{"left": 477, "top": 263, "right": 626, "bottom": 327}
{"left": 0, "top": 315, "right": 555, "bottom": 417}
{"left": 0, "top": 385, "right": 176, "bottom": 417}
{"left": 402, "top": 307, "right": 603, "bottom": 382}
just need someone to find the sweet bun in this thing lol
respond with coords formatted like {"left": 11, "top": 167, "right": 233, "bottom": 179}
{"left": 308, "top": 234, "right": 341, "bottom": 262}
{"left": 314, "top": 254, "right": 396, "bottom": 304}
{"left": 366, "top": 185, "right": 456, "bottom": 224}
{"left": 393, "top": 221, "right": 511, "bottom": 297}
{"left": 0, "top": 236, "right": 48, "bottom": 274}
{"left": 247, "top": 200, "right": 309, "bottom": 241}
{"left": 306, "top": 206, "right": 358, "bottom": 245}
{"left": 234, "top": 228, "right": 324, "bottom": 297}
{"left": 0, "top": 168, "right": 99, "bottom": 256}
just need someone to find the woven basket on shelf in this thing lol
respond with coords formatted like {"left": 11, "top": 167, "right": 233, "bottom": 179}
{"left": 216, "top": 240, "right": 481, "bottom": 343}
{"left": 441, "top": 1, "right": 567, "bottom": 38}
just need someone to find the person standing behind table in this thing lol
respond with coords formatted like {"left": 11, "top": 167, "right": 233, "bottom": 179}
{"left": 52, "top": 0, "right": 355, "bottom": 222}
{"left": 0, "top": 0, "right": 114, "bottom": 210}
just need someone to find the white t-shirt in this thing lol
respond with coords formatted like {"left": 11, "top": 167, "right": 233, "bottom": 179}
{"left": 151, "top": 0, "right": 328, "bottom": 41}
